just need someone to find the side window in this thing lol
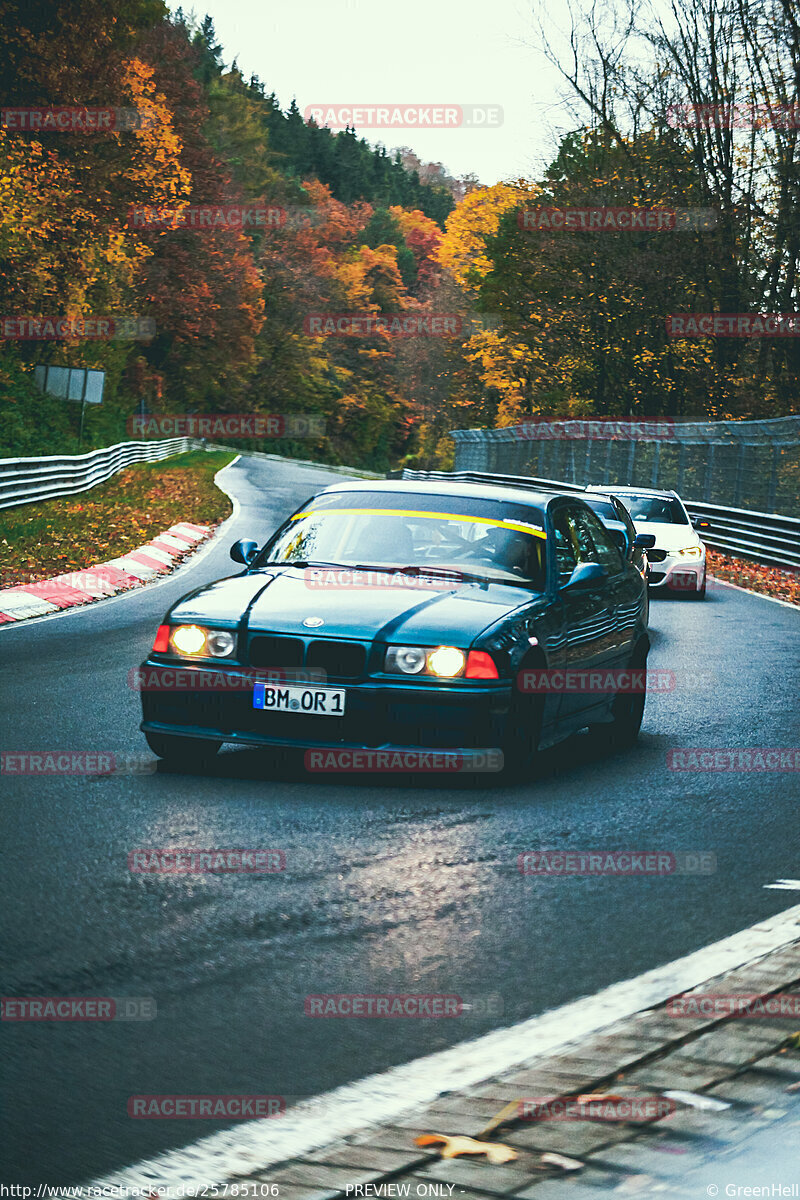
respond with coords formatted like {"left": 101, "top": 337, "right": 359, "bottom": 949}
{"left": 578, "top": 508, "right": 625, "bottom": 575}
{"left": 550, "top": 508, "right": 578, "bottom": 583}
{"left": 565, "top": 509, "right": 599, "bottom": 564}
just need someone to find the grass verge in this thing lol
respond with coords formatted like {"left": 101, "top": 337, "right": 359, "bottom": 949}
{"left": 1, "top": 450, "right": 235, "bottom": 587}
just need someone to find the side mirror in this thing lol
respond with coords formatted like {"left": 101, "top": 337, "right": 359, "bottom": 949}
{"left": 561, "top": 561, "right": 607, "bottom": 590}
{"left": 633, "top": 533, "right": 657, "bottom": 549}
{"left": 230, "top": 538, "right": 259, "bottom": 565}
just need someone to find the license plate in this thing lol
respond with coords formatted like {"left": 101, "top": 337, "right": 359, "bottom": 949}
{"left": 253, "top": 683, "right": 346, "bottom": 716}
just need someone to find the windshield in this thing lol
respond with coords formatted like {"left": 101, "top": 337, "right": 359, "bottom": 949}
{"left": 619, "top": 494, "right": 689, "bottom": 525}
{"left": 259, "top": 492, "right": 548, "bottom": 588}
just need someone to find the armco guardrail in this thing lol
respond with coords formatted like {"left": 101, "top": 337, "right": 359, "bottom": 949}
{"left": 400, "top": 469, "right": 800, "bottom": 571}
{"left": 681, "top": 500, "right": 800, "bottom": 570}
{"left": 0, "top": 438, "right": 196, "bottom": 511}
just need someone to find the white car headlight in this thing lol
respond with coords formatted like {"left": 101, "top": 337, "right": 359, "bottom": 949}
{"left": 676, "top": 546, "right": 704, "bottom": 558}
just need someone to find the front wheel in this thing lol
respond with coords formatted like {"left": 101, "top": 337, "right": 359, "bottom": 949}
{"left": 501, "top": 693, "right": 544, "bottom": 782}
{"left": 145, "top": 731, "right": 222, "bottom": 768}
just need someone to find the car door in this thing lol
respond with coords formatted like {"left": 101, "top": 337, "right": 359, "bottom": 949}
{"left": 550, "top": 502, "right": 619, "bottom": 721}
{"left": 578, "top": 505, "right": 641, "bottom": 664}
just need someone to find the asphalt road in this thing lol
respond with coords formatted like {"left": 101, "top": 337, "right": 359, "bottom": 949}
{"left": 1, "top": 453, "right": 799, "bottom": 1185}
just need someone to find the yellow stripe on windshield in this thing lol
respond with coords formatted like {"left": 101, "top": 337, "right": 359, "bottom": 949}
{"left": 290, "top": 506, "right": 547, "bottom": 539}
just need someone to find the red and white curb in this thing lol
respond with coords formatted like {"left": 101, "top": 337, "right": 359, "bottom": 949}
{"left": 0, "top": 522, "right": 211, "bottom": 624}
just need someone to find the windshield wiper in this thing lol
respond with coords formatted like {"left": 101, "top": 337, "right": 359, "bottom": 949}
{"left": 352, "top": 563, "right": 490, "bottom": 588}
{"left": 391, "top": 564, "right": 542, "bottom": 590}
{"left": 267, "top": 559, "right": 346, "bottom": 570}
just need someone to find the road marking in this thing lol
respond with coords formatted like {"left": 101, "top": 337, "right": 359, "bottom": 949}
{"left": 709, "top": 576, "right": 800, "bottom": 612}
{"left": 765, "top": 880, "right": 800, "bottom": 891}
{"left": 91, "top": 902, "right": 800, "bottom": 1190}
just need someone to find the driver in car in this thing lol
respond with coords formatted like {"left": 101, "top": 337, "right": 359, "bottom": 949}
{"left": 476, "top": 527, "right": 532, "bottom": 575}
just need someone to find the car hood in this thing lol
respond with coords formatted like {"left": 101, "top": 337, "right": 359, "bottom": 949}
{"left": 169, "top": 567, "right": 536, "bottom": 644}
{"left": 632, "top": 521, "right": 700, "bottom": 551}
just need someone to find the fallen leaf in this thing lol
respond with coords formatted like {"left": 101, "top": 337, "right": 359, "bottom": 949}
{"left": 414, "top": 1134, "right": 518, "bottom": 1163}
{"left": 615, "top": 1174, "right": 655, "bottom": 1193}
{"left": 541, "top": 1152, "right": 583, "bottom": 1171}
{"left": 662, "top": 1090, "right": 730, "bottom": 1112}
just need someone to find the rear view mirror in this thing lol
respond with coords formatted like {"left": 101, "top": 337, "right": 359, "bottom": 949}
{"left": 561, "top": 561, "right": 607, "bottom": 590}
{"left": 230, "top": 538, "right": 259, "bottom": 565}
{"left": 634, "top": 533, "right": 656, "bottom": 549}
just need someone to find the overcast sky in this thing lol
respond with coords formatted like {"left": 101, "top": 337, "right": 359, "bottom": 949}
{"left": 169, "top": 0, "right": 583, "bottom": 184}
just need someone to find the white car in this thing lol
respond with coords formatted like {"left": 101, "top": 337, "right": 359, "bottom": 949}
{"left": 587, "top": 486, "right": 708, "bottom": 598}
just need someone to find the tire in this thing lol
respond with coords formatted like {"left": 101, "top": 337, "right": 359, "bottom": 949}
{"left": 693, "top": 575, "right": 707, "bottom": 600}
{"left": 501, "top": 693, "right": 544, "bottom": 782}
{"left": 588, "top": 646, "right": 647, "bottom": 751}
{"left": 145, "top": 732, "right": 222, "bottom": 767}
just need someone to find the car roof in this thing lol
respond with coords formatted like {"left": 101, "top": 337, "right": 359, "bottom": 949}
{"left": 586, "top": 484, "right": 678, "bottom": 499}
{"left": 316, "top": 478, "right": 562, "bottom": 509}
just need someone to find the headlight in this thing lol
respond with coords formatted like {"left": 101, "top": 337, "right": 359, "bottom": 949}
{"left": 676, "top": 545, "right": 703, "bottom": 558}
{"left": 385, "top": 645, "right": 466, "bottom": 678}
{"left": 427, "top": 646, "right": 466, "bottom": 678}
{"left": 385, "top": 646, "right": 427, "bottom": 675}
{"left": 170, "top": 625, "right": 236, "bottom": 658}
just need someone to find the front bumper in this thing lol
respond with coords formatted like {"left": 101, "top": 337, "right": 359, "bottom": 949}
{"left": 138, "top": 660, "right": 512, "bottom": 752}
{"left": 648, "top": 557, "right": 706, "bottom": 592}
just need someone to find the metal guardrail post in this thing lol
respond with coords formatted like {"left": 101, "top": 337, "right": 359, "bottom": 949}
{"left": 768, "top": 446, "right": 779, "bottom": 512}
{"left": 626, "top": 440, "right": 636, "bottom": 483}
